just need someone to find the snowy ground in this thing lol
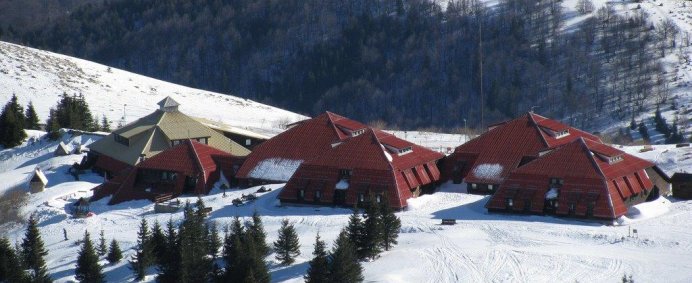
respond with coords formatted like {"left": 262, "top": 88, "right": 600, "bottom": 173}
{"left": 0, "top": 41, "right": 306, "bottom": 135}
{"left": 2, "top": 132, "right": 692, "bottom": 282}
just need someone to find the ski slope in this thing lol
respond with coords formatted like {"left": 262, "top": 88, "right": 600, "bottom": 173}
{"left": 1, "top": 131, "right": 691, "bottom": 283}
{"left": 0, "top": 41, "right": 306, "bottom": 134}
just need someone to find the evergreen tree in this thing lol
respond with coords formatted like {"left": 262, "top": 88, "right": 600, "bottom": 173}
{"left": 46, "top": 109, "right": 61, "bottom": 140}
{"left": 0, "top": 94, "right": 27, "bottom": 148}
{"left": 156, "top": 219, "right": 180, "bottom": 283}
{"left": 379, "top": 196, "right": 401, "bottom": 251}
{"left": 239, "top": 232, "right": 270, "bottom": 283}
{"left": 328, "top": 230, "right": 363, "bottom": 283}
{"left": 273, "top": 219, "right": 301, "bottom": 265}
{"left": 179, "top": 202, "right": 212, "bottom": 282}
{"left": 97, "top": 230, "right": 107, "bottom": 257}
{"left": 638, "top": 122, "right": 650, "bottom": 142}
{"left": 223, "top": 217, "right": 245, "bottom": 281}
{"left": 21, "top": 215, "right": 51, "bottom": 282}
{"left": 361, "top": 197, "right": 384, "bottom": 260}
{"left": 75, "top": 231, "right": 105, "bottom": 283}
{"left": 100, "top": 115, "right": 111, "bottom": 132}
{"left": 248, "top": 210, "right": 269, "bottom": 256}
{"left": 207, "top": 222, "right": 221, "bottom": 259}
{"left": 130, "top": 218, "right": 153, "bottom": 281}
{"left": 345, "top": 206, "right": 365, "bottom": 259}
{"left": 304, "top": 233, "right": 329, "bottom": 283}
{"left": 629, "top": 117, "right": 637, "bottom": 130}
{"left": 0, "top": 237, "right": 29, "bottom": 283}
{"left": 149, "top": 221, "right": 166, "bottom": 265}
{"left": 25, "top": 101, "right": 40, "bottom": 130}
{"left": 106, "top": 239, "right": 123, "bottom": 264}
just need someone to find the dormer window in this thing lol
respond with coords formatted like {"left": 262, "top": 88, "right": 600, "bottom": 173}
{"left": 554, "top": 130, "right": 570, "bottom": 138}
{"left": 397, "top": 146, "right": 413, "bottom": 156}
{"left": 608, "top": 155, "right": 624, "bottom": 164}
{"left": 351, "top": 128, "right": 366, "bottom": 137}
{"left": 549, "top": 178, "right": 564, "bottom": 187}
{"left": 114, "top": 134, "right": 129, "bottom": 146}
{"left": 339, "top": 169, "right": 352, "bottom": 179}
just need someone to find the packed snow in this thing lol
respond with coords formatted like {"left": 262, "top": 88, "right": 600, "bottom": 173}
{"left": 247, "top": 158, "right": 304, "bottom": 182}
{"left": 472, "top": 163, "right": 504, "bottom": 182}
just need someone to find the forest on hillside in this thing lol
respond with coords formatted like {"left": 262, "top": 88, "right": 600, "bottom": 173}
{"left": 0, "top": 0, "right": 679, "bottom": 130}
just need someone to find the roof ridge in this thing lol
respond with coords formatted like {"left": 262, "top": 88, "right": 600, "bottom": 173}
{"left": 188, "top": 140, "right": 206, "bottom": 183}
{"left": 528, "top": 112, "right": 550, "bottom": 148}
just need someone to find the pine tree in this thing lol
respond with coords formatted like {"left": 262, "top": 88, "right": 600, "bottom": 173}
{"left": 106, "top": 239, "right": 123, "bottom": 264}
{"left": 130, "top": 218, "right": 153, "bottom": 281}
{"left": 379, "top": 195, "right": 401, "bottom": 251}
{"left": 25, "top": 101, "right": 40, "bottom": 130}
{"left": 97, "top": 230, "right": 107, "bottom": 257}
{"left": 179, "top": 202, "right": 212, "bottom": 282}
{"left": 46, "top": 108, "right": 61, "bottom": 140}
{"left": 156, "top": 219, "right": 180, "bottom": 283}
{"left": 0, "top": 94, "right": 27, "bottom": 148}
{"left": 207, "top": 222, "right": 221, "bottom": 259}
{"left": 75, "top": 231, "right": 105, "bottom": 283}
{"left": 328, "top": 230, "right": 363, "bottom": 283}
{"left": 248, "top": 210, "right": 269, "bottom": 256}
{"left": 345, "top": 206, "right": 365, "bottom": 259}
{"left": 361, "top": 197, "right": 384, "bottom": 260}
{"left": 223, "top": 217, "right": 245, "bottom": 281}
{"left": 150, "top": 221, "right": 166, "bottom": 265}
{"left": 0, "top": 237, "right": 29, "bottom": 283}
{"left": 273, "top": 219, "right": 301, "bottom": 265}
{"left": 304, "top": 233, "right": 329, "bottom": 283}
{"left": 21, "top": 215, "right": 51, "bottom": 282}
{"left": 100, "top": 115, "right": 111, "bottom": 132}
{"left": 239, "top": 232, "right": 270, "bottom": 283}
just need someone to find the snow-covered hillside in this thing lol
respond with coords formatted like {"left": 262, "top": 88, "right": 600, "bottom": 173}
{"left": 2, "top": 131, "right": 691, "bottom": 283}
{"left": 0, "top": 41, "right": 306, "bottom": 134}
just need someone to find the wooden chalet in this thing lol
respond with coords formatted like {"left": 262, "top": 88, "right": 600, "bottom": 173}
{"left": 279, "top": 129, "right": 444, "bottom": 209}
{"left": 91, "top": 140, "right": 244, "bottom": 204}
{"left": 235, "top": 112, "right": 369, "bottom": 185}
{"left": 443, "top": 112, "right": 602, "bottom": 194}
{"left": 485, "top": 138, "right": 656, "bottom": 220}
{"left": 87, "top": 97, "right": 249, "bottom": 178}
{"left": 671, "top": 173, "right": 692, "bottom": 199}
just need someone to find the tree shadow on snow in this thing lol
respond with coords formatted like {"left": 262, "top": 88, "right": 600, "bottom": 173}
{"left": 270, "top": 261, "right": 309, "bottom": 282}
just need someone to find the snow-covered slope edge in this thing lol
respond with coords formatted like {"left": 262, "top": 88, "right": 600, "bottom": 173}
{"left": 0, "top": 41, "right": 306, "bottom": 132}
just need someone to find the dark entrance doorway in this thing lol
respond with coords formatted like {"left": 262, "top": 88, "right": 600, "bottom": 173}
{"left": 184, "top": 176, "right": 198, "bottom": 193}
{"left": 333, "top": 190, "right": 346, "bottom": 206}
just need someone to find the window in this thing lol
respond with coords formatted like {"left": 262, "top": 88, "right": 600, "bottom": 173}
{"left": 358, "top": 193, "right": 365, "bottom": 203}
{"left": 488, "top": 184, "right": 494, "bottom": 191}
{"left": 339, "top": 169, "right": 353, "bottom": 180}
{"left": 523, "top": 199, "right": 531, "bottom": 212}
{"left": 195, "top": 137, "right": 208, "bottom": 144}
{"left": 351, "top": 128, "right": 366, "bottom": 137}
{"left": 397, "top": 146, "right": 413, "bottom": 155}
{"left": 161, "top": 171, "right": 177, "bottom": 182}
{"left": 568, "top": 203, "right": 576, "bottom": 215}
{"left": 471, "top": 183, "right": 477, "bottom": 189}
{"left": 245, "top": 138, "right": 252, "bottom": 146}
{"left": 549, "top": 178, "right": 564, "bottom": 187}
{"left": 172, "top": 140, "right": 182, "bottom": 146}
{"left": 315, "top": 191, "right": 321, "bottom": 202}
{"left": 376, "top": 194, "right": 383, "bottom": 203}
{"left": 114, "top": 134, "right": 129, "bottom": 146}
{"left": 298, "top": 189, "right": 305, "bottom": 201}
{"left": 505, "top": 198, "right": 513, "bottom": 210}
{"left": 586, "top": 201, "right": 595, "bottom": 217}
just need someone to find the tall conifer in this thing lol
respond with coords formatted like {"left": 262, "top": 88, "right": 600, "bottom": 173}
{"left": 273, "top": 219, "right": 301, "bottom": 265}
{"left": 304, "top": 233, "right": 329, "bottom": 283}
{"left": 75, "top": 231, "right": 105, "bottom": 283}
{"left": 21, "top": 215, "right": 51, "bottom": 282}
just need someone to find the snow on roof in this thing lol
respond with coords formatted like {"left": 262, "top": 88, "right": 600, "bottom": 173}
{"left": 248, "top": 158, "right": 303, "bottom": 182}
{"left": 335, "top": 179, "right": 349, "bottom": 190}
{"left": 545, "top": 188, "right": 558, "bottom": 200}
{"left": 472, "top": 164, "right": 503, "bottom": 182}
{"left": 31, "top": 167, "right": 48, "bottom": 185}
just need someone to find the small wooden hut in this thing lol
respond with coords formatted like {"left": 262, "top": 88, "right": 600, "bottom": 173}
{"left": 73, "top": 197, "right": 90, "bottom": 217}
{"left": 29, "top": 167, "right": 48, "bottom": 193}
{"left": 54, "top": 142, "right": 70, "bottom": 156}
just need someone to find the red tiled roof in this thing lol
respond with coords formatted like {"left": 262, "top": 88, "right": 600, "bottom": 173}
{"left": 236, "top": 112, "right": 368, "bottom": 180}
{"left": 452, "top": 112, "right": 602, "bottom": 184}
